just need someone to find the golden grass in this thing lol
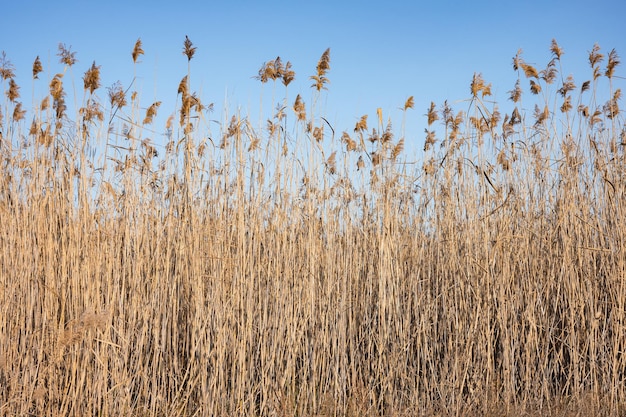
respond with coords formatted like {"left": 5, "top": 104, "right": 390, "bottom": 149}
{"left": 0, "top": 38, "right": 625, "bottom": 416}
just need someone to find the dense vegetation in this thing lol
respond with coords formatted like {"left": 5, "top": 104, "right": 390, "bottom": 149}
{"left": 0, "top": 38, "right": 624, "bottom": 416}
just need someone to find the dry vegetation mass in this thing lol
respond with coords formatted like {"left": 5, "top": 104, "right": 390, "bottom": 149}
{"left": 0, "top": 38, "right": 625, "bottom": 416}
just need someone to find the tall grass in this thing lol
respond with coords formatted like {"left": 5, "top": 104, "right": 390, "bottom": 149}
{"left": 0, "top": 38, "right": 624, "bottom": 416}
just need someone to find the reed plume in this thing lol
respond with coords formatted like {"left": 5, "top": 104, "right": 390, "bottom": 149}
{"left": 182, "top": 35, "right": 197, "bottom": 61}
{"left": 83, "top": 61, "right": 101, "bottom": 94}
{"left": 57, "top": 43, "right": 77, "bottom": 66}
{"left": 132, "top": 38, "right": 144, "bottom": 63}
{"left": 310, "top": 48, "right": 331, "bottom": 91}
{"left": 32, "top": 56, "right": 43, "bottom": 79}
{"left": 0, "top": 51, "right": 15, "bottom": 80}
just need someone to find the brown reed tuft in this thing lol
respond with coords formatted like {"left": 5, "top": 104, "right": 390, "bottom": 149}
{"left": 40, "top": 96, "right": 49, "bottom": 111}
{"left": 178, "top": 75, "right": 188, "bottom": 96}
{"left": 57, "top": 43, "right": 77, "bottom": 66}
{"left": 533, "top": 104, "right": 550, "bottom": 126}
{"left": 0, "top": 51, "right": 15, "bottom": 80}
{"left": 12, "top": 102, "right": 25, "bottom": 122}
{"left": 513, "top": 48, "right": 523, "bottom": 71}
{"left": 143, "top": 101, "right": 161, "bottom": 125}
{"left": 426, "top": 101, "right": 439, "bottom": 126}
{"left": 581, "top": 80, "right": 591, "bottom": 93}
{"left": 604, "top": 89, "right": 621, "bottom": 118}
{"left": 588, "top": 44, "right": 604, "bottom": 68}
{"left": 551, "top": 38, "right": 563, "bottom": 59}
{"left": 341, "top": 131, "right": 357, "bottom": 151}
{"left": 540, "top": 59, "right": 558, "bottom": 84}
{"left": 83, "top": 61, "right": 101, "bottom": 94}
{"left": 32, "top": 56, "right": 43, "bottom": 79}
{"left": 424, "top": 129, "right": 436, "bottom": 151}
{"left": 311, "top": 48, "right": 331, "bottom": 91}
{"left": 403, "top": 95, "right": 414, "bottom": 110}
{"left": 79, "top": 100, "right": 104, "bottom": 124}
{"left": 313, "top": 126, "right": 323, "bottom": 142}
{"left": 521, "top": 62, "right": 539, "bottom": 78}
{"left": 509, "top": 79, "right": 522, "bottom": 102}
{"left": 470, "top": 73, "right": 492, "bottom": 98}
{"left": 293, "top": 94, "right": 306, "bottom": 121}
{"left": 317, "top": 48, "right": 331, "bottom": 73}
{"left": 558, "top": 75, "right": 576, "bottom": 97}
{"left": 49, "top": 73, "right": 66, "bottom": 119}
{"left": 511, "top": 106, "right": 521, "bottom": 124}
{"left": 132, "top": 38, "right": 144, "bottom": 63}
{"left": 530, "top": 79, "right": 542, "bottom": 94}
{"left": 606, "top": 49, "right": 620, "bottom": 79}
{"left": 354, "top": 114, "right": 368, "bottom": 132}
{"left": 107, "top": 81, "right": 127, "bottom": 109}
{"left": 391, "top": 138, "right": 404, "bottom": 161}
{"left": 6, "top": 78, "right": 19, "bottom": 102}
{"left": 325, "top": 151, "right": 337, "bottom": 174}
{"left": 356, "top": 154, "right": 365, "bottom": 170}
{"left": 381, "top": 120, "right": 393, "bottom": 143}
{"left": 182, "top": 35, "right": 196, "bottom": 61}
{"left": 256, "top": 60, "right": 276, "bottom": 83}
{"left": 282, "top": 61, "right": 295, "bottom": 86}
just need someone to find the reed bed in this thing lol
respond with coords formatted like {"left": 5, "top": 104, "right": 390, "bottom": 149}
{"left": 0, "top": 38, "right": 624, "bottom": 416}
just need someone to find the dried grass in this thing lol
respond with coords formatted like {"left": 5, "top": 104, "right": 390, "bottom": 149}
{"left": 0, "top": 38, "right": 625, "bottom": 416}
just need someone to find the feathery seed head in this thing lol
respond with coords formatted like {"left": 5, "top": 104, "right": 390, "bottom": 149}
{"left": 341, "top": 132, "right": 357, "bottom": 151}
{"left": 143, "top": 101, "right": 162, "bottom": 125}
{"left": 183, "top": 35, "right": 197, "bottom": 61}
{"left": 83, "top": 61, "right": 101, "bottom": 94}
{"left": 540, "top": 59, "right": 558, "bottom": 84}
{"left": 521, "top": 63, "right": 539, "bottom": 78}
{"left": 382, "top": 120, "right": 393, "bottom": 143}
{"left": 12, "top": 102, "right": 26, "bottom": 122}
{"left": 0, "top": 51, "right": 15, "bottom": 80}
{"left": 510, "top": 107, "right": 521, "bottom": 125}
{"left": 354, "top": 115, "right": 368, "bottom": 133}
{"left": 558, "top": 75, "right": 576, "bottom": 97}
{"left": 391, "top": 138, "right": 404, "bottom": 161}
{"left": 6, "top": 78, "right": 19, "bottom": 102}
{"left": 57, "top": 43, "right": 77, "bottom": 67}
{"left": 470, "top": 74, "right": 492, "bottom": 98}
{"left": 108, "top": 81, "right": 127, "bottom": 109}
{"left": 550, "top": 39, "right": 563, "bottom": 60}
{"left": 178, "top": 75, "right": 189, "bottom": 96}
{"left": 560, "top": 96, "right": 573, "bottom": 113}
{"left": 32, "top": 56, "right": 43, "bottom": 79}
{"left": 282, "top": 61, "right": 295, "bottom": 86}
{"left": 588, "top": 44, "right": 604, "bottom": 68}
{"left": 529, "top": 79, "right": 541, "bottom": 95}
{"left": 427, "top": 102, "right": 439, "bottom": 126}
{"left": 132, "top": 38, "right": 144, "bottom": 63}
{"left": 317, "top": 48, "right": 331, "bottom": 75}
{"left": 509, "top": 80, "right": 522, "bottom": 103}
{"left": 606, "top": 49, "right": 620, "bottom": 79}
{"left": 325, "top": 151, "right": 337, "bottom": 175}
{"left": 424, "top": 129, "right": 436, "bottom": 151}
{"left": 512, "top": 49, "right": 523, "bottom": 71}
{"left": 357, "top": 155, "right": 365, "bottom": 170}
{"left": 293, "top": 94, "right": 307, "bottom": 121}
{"left": 310, "top": 48, "right": 331, "bottom": 91}
{"left": 256, "top": 60, "right": 275, "bottom": 83}
{"left": 404, "top": 96, "right": 414, "bottom": 110}
{"left": 581, "top": 80, "right": 590, "bottom": 93}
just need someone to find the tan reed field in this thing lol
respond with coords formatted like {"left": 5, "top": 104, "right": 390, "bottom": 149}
{"left": 0, "top": 38, "right": 624, "bottom": 416}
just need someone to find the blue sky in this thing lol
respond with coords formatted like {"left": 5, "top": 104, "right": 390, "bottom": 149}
{"left": 2, "top": 0, "right": 625, "bottom": 158}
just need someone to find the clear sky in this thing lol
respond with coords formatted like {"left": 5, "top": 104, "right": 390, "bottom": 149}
{"left": 2, "top": 0, "right": 625, "bottom": 158}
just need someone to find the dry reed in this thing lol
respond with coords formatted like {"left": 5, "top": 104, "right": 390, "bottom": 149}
{"left": 0, "top": 38, "right": 624, "bottom": 417}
